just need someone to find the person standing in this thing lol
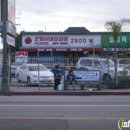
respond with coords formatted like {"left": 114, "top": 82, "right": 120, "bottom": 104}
{"left": 53, "top": 62, "right": 62, "bottom": 90}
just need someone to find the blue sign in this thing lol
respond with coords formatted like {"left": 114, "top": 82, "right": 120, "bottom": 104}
{"left": 65, "top": 70, "right": 100, "bottom": 82}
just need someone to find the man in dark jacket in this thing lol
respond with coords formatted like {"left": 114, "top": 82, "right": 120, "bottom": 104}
{"left": 53, "top": 62, "right": 62, "bottom": 90}
{"left": 66, "top": 70, "right": 75, "bottom": 91}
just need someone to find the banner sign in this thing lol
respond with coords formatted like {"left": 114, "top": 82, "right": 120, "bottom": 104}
{"left": 101, "top": 34, "right": 130, "bottom": 47}
{"left": 15, "top": 51, "right": 28, "bottom": 62}
{"left": 65, "top": 70, "right": 100, "bottom": 82}
{"left": 22, "top": 34, "right": 101, "bottom": 48}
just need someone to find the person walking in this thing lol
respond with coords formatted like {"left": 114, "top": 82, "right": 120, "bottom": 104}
{"left": 53, "top": 62, "right": 62, "bottom": 90}
{"left": 66, "top": 70, "right": 75, "bottom": 91}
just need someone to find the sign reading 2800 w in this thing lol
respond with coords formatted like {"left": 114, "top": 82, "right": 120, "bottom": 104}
{"left": 22, "top": 34, "right": 101, "bottom": 47}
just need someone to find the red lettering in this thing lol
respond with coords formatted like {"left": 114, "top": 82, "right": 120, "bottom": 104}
{"left": 89, "top": 39, "right": 93, "bottom": 43}
{"left": 60, "top": 42, "right": 68, "bottom": 45}
{"left": 64, "top": 37, "right": 68, "bottom": 41}
{"left": 71, "top": 38, "right": 87, "bottom": 43}
{"left": 35, "top": 37, "right": 38, "bottom": 41}
{"left": 53, "top": 42, "right": 59, "bottom": 45}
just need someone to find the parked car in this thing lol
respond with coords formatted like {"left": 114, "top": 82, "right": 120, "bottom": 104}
{"left": 117, "top": 58, "right": 130, "bottom": 69}
{"left": 15, "top": 63, "right": 54, "bottom": 86}
{"left": 10, "top": 62, "right": 25, "bottom": 75}
{"left": 76, "top": 57, "right": 130, "bottom": 81}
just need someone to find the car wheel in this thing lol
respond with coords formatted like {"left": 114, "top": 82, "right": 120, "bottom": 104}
{"left": 103, "top": 74, "right": 112, "bottom": 86}
{"left": 17, "top": 74, "right": 21, "bottom": 83}
{"left": 27, "top": 77, "right": 31, "bottom": 84}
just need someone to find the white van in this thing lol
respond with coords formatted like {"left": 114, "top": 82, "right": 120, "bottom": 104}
{"left": 76, "top": 57, "right": 130, "bottom": 81}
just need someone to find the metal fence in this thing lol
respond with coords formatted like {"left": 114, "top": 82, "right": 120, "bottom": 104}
{"left": 0, "top": 56, "right": 81, "bottom": 86}
{"left": 0, "top": 56, "right": 130, "bottom": 88}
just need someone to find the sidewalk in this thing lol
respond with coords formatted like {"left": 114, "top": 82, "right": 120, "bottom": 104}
{"left": 0, "top": 85, "right": 130, "bottom": 96}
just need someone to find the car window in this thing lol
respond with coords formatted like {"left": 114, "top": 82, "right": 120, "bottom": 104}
{"left": 100, "top": 59, "right": 114, "bottom": 67}
{"left": 94, "top": 61, "right": 101, "bottom": 66}
{"left": 20, "top": 66, "right": 24, "bottom": 70}
{"left": 23, "top": 65, "right": 27, "bottom": 70}
{"left": 80, "top": 59, "right": 92, "bottom": 66}
{"left": 28, "top": 65, "right": 48, "bottom": 71}
{"left": 12, "top": 62, "right": 23, "bottom": 65}
{"left": 20, "top": 65, "right": 27, "bottom": 70}
{"left": 119, "top": 60, "right": 130, "bottom": 64}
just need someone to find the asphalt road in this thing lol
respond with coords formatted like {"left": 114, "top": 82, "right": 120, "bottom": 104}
{"left": 0, "top": 95, "right": 130, "bottom": 130}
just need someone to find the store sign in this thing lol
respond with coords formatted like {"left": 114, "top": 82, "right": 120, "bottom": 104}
{"left": 101, "top": 34, "right": 130, "bottom": 47}
{"left": 38, "top": 48, "right": 102, "bottom": 52}
{"left": 22, "top": 34, "right": 101, "bottom": 47}
{"left": 15, "top": 51, "right": 28, "bottom": 62}
{"left": 65, "top": 70, "right": 100, "bottom": 82}
{"left": 103, "top": 48, "right": 130, "bottom": 51}
{"left": 7, "top": 35, "right": 15, "bottom": 46}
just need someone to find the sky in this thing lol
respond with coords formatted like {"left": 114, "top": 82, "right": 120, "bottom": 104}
{"left": 15, "top": 0, "right": 130, "bottom": 33}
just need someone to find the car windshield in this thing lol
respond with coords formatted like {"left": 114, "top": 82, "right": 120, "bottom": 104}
{"left": 12, "top": 62, "right": 23, "bottom": 65}
{"left": 119, "top": 59, "right": 130, "bottom": 64}
{"left": 29, "top": 65, "right": 48, "bottom": 71}
{"left": 100, "top": 59, "right": 115, "bottom": 67}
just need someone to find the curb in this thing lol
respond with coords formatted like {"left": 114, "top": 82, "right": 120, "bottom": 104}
{"left": 0, "top": 91, "right": 130, "bottom": 96}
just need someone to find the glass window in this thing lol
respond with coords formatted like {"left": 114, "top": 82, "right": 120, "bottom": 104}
{"left": 20, "top": 66, "right": 24, "bottom": 70}
{"left": 119, "top": 60, "right": 130, "bottom": 64}
{"left": 80, "top": 59, "right": 92, "bottom": 66}
{"left": 100, "top": 59, "right": 114, "bottom": 67}
{"left": 12, "top": 62, "right": 23, "bottom": 65}
{"left": 94, "top": 61, "right": 101, "bottom": 66}
{"left": 20, "top": 65, "right": 27, "bottom": 70}
{"left": 28, "top": 65, "right": 48, "bottom": 71}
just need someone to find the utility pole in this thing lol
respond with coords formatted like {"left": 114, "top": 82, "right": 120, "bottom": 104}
{"left": 1, "top": 0, "right": 10, "bottom": 91}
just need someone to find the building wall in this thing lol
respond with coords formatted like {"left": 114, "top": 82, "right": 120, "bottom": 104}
{"left": 0, "top": 52, "right": 3, "bottom": 76}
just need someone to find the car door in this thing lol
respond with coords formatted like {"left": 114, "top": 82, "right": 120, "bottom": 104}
{"left": 22, "top": 65, "right": 28, "bottom": 82}
{"left": 18, "top": 65, "right": 24, "bottom": 81}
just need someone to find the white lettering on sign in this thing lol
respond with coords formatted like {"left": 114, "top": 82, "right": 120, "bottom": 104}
{"left": 103, "top": 48, "right": 130, "bottom": 51}
{"left": 78, "top": 48, "right": 82, "bottom": 51}
{"left": 46, "top": 49, "right": 52, "bottom": 51}
{"left": 56, "top": 49, "right": 66, "bottom": 51}
{"left": 109, "top": 36, "right": 120, "bottom": 43}
{"left": 39, "top": 49, "right": 45, "bottom": 51}
{"left": 122, "top": 36, "right": 127, "bottom": 42}
{"left": 71, "top": 49, "right": 77, "bottom": 51}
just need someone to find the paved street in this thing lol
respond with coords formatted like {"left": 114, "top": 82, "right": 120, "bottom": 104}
{"left": 0, "top": 95, "right": 130, "bottom": 130}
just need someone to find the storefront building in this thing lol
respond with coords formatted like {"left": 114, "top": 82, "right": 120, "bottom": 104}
{"left": 18, "top": 27, "right": 130, "bottom": 70}
{"left": 19, "top": 27, "right": 103, "bottom": 66}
